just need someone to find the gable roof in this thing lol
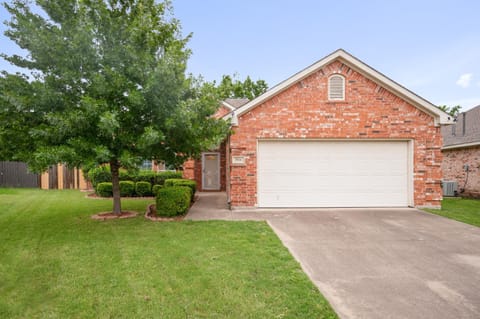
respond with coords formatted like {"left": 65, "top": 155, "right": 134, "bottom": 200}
{"left": 221, "top": 98, "right": 250, "bottom": 111}
{"left": 441, "top": 105, "right": 480, "bottom": 149}
{"left": 223, "top": 49, "right": 453, "bottom": 126}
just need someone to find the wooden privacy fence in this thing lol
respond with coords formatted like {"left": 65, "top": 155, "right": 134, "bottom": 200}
{"left": 40, "top": 164, "right": 89, "bottom": 190}
{"left": 0, "top": 161, "right": 89, "bottom": 190}
{"left": 0, "top": 161, "right": 40, "bottom": 188}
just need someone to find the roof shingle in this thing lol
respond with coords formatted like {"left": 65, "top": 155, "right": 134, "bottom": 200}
{"left": 441, "top": 105, "right": 480, "bottom": 148}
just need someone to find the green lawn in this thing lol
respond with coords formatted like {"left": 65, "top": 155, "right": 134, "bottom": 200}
{"left": 424, "top": 197, "right": 480, "bottom": 227}
{"left": 0, "top": 188, "right": 337, "bottom": 319}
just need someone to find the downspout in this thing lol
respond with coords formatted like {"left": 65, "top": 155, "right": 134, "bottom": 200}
{"left": 226, "top": 133, "right": 232, "bottom": 210}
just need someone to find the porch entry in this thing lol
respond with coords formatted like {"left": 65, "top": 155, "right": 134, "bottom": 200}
{"left": 202, "top": 152, "right": 220, "bottom": 190}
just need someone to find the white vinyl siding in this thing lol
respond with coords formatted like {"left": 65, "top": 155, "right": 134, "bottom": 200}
{"left": 257, "top": 140, "right": 410, "bottom": 207}
{"left": 328, "top": 75, "right": 345, "bottom": 100}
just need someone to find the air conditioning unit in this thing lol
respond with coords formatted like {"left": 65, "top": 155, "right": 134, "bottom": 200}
{"left": 443, "top": 181, "right": 458, "bottom": 197}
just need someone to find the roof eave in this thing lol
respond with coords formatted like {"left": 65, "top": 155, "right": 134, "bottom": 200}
{"left": 442, "top": 141, "right": 480, "bottom": 150}
{"left": 220, "top": 101, "right": 236, "bottom": 111}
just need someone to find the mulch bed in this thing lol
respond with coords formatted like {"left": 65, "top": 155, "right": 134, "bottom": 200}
{"left": 144, "top": 203, "right": 185, "bottom": 222}
{"left": 91, "top": 211, "right": 138, "bottom": 220}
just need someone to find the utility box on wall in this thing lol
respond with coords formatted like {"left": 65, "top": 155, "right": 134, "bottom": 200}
{"left": 442, "top": 181, "right": 458, "bottom": 197}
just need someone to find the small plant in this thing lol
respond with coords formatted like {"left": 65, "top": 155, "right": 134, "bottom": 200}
{"left": 96, "top": 182, "right": 113, "bottom": 197}
{"left": 156, "top": 186, "right": 191, "bottom": 217}
{"left": 152, "top": 184, "right": 163, "bottom": 196}
{"left": 164, "top": 178, "right": 196, "bottom": 196}
{"left": 135, "top": 181, "right": 152, "bottom": 197}
{"left": 119, "top": 181, "right": 135, "bottom": 197}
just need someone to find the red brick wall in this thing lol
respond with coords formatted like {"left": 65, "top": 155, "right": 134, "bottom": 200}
{"left": 229, "top": 60, "right": 443, "bottom": 208}
{"left": 182, "top": 159, "right": 195, "bottom": 180}
{"left": 215, "top": 105, "right": 231, "bottom": 119}
{"left": 442, "top": 146, "right": 480, "bottom": 198}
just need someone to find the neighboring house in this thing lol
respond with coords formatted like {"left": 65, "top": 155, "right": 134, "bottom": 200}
{"left": 184, "top": 49, "right": 452, "bottom": 208}
{"left": 441, "top": 105, "right": 480, "bottom": 198}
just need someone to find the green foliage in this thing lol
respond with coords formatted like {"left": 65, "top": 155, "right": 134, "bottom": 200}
{"left": 135, "top": 181, "right": 152, "bottom": 197}
{"left": 215, "top": 74, "right": 268, "bottom": 100}
{"left": 0, "top": 74, "right": 41, "bottom": 162}
{"left": 96, "top": 182, "right": 113, "bottom": 197}
{"left": 136, "top": 170, "right": 156, "bottom": 184}
{"left": 164, "top": 178, "right": 196, "bottom": 195}
{"left": 152, "top": 184, "right": 164, "bottom": 196}
{"left": 154, "top": 171, "right": 183, "bottom": 185}
{"left": 88, "top": 166, "right": 111, "bottom": 189}
{"left": 1, "top": 0, "right": 230, "bottom": 213}
{"left": 156, "top": 186, "right": 191, "bottom": 217}
{"left": 438, "top": 105, "right": 462, "bottom": 117}
{"left": 119, "top": 169, "right": 132, "bottom": 181}
{"left": 119, "top": 181, "right": 135, "bottom": 197}
{"left": 87, "top": 165, "right": 183, "bottom": 196}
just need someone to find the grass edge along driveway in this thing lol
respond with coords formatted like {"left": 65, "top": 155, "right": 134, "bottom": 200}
{"left": 0, "top": 188, "right": 337, "bottom": 319}
{"left": 423, "top": 197, "right": 480, "bottom": 227}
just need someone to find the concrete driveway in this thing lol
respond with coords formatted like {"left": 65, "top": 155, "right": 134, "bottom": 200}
{"left": 187, "top": 193, "right": 480, "bottom": 319}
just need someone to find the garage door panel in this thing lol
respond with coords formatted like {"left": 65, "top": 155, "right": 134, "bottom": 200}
{"left": 257, "top": 140, "right": 409, "bottom": 207}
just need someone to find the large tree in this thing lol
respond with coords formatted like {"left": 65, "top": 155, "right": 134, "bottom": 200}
{"left": 215, "top": 74, "right": 268, "bottom": 100}
{"left": 0, "top": 0, "right": 229, "bottom": 214}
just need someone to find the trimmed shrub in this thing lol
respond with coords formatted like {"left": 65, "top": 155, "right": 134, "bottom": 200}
{"left": 154, "top": 171, "right": 182, "bottom": 185}
{"left": 135, "top": 181, "right": 152, "bottom": 197}
{"left": 152, "top": 184, "right": 164, "bottom": 196}
{"left": 88, "top": 166, "right": 111, "bottom": 189}
{"left": 119, "top": 181, "right": 135, "bottom": 197}
{"left": 96, "top": 182, "right": 113, "bottom": 197}
{"left": 136, "top": 170, "right": 156, "bottom": 184}
{"left": 156, "top": 186, "right": 191, "bottom": 217}
{"left": 164, "top": 178, "right": 196, "bottom": 195}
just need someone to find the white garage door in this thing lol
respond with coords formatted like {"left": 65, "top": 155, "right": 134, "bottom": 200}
{"left": 257, "top": 140, "right": 410, "bottom": 207}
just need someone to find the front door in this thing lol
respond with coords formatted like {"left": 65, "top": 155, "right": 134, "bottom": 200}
{"left": 202, "top": 152, "right": 220, "bottom": 190}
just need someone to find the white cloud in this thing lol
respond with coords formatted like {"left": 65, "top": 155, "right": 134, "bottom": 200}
{"left": 456, "top": 73, "right": 473, "bottom": 88}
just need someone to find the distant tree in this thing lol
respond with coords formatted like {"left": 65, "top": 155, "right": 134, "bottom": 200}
{"left": 0, "top": 0, "right": 229, "bottom": 214}
{"left": 215, "top": 74, "right": 268, "bottom": 100}
{"left": 438, "top": 105, "right": 462, "bottom": 117}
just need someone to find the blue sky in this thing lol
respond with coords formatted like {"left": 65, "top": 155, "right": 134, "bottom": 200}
{"left": 1, "top": 0, "right": 480, "bottom": 110}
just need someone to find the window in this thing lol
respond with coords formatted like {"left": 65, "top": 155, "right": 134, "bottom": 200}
{"left": 139, "top": 160, "right": 152, "bottom": 171}
{"left": 328, "top": 74, "right": 345, "bottom": 100}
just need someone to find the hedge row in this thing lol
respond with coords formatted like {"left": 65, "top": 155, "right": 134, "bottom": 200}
{"left": 87, "top": 166, "right": 182, "bottom": 189}
{"left": 96, "top": 181, "right": 163, "bottom": 197}
{"left": 95, "top": 178, "right": 196, "bottom": 199}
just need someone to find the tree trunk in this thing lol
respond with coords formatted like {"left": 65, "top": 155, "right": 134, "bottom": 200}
{"left": 110, "top": 160, "right": 122, "bottom": 215}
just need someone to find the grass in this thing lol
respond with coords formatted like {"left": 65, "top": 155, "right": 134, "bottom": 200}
{"left": 424, "top": 197, "right": 480, "bottom": 227}
{"left": 0, "top": 188, "right": 337, "bottom": 319}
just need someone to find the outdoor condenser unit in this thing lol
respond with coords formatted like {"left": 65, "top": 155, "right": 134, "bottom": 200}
{"left": 443, "top": 181, "right": 458, "bottom": 197}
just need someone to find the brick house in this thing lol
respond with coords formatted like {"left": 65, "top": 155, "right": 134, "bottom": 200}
{"left": 184, "top": 49, "right": 452, "bottom": 208}
{"left": 441, "top": 105, "right": 480, "bottom": 198}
